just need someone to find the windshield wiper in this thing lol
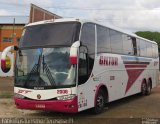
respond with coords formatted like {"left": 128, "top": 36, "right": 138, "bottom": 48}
{"left": 43, "top": 55, "right": 56, "bottom": 86}
{"left": 24, "top": 55, "right": 41, "bottom": 87}
{"left": 24, "top": 64, "right": 39, "bottom": 87}
{"left": 24, "top": 55, "right": 56, "bottom": 87}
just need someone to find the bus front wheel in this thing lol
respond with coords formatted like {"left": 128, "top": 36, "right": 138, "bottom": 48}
{"left": 92, "top": 90, "right": 105, "bottom": 114}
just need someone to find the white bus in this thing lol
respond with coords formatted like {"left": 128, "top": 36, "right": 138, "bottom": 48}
{"left": 1, "top": 18, "right": 159, "bottom": 114}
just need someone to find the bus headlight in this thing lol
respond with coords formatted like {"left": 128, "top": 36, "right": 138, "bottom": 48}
{"left": 14, "top": 93, "right": 25, "bottom": 99}
{"left": 57, "top": 94, "right": 76, "bottom": 100}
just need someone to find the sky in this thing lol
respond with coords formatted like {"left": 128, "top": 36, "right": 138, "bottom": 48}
{"left": 0, "top": 0, "right": 160, "bottom": 32}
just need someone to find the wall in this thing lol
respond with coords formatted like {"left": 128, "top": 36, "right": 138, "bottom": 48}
{"left": 29, "top": 4, "right": 61, "bottom": 23}
{"left": 0, "top": 24, "right": 24, "bottom": 52}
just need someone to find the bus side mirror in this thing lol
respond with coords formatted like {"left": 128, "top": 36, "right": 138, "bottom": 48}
{"left": 1, "top": 46, "right": 18, "bottom": 72}
{"left": 70, "top": 41, "right": 80, "bottom": 65}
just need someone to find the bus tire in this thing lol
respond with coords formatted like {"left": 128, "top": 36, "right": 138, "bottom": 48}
{"left": 141, "top": 80, "right": 147, "bottom": 96}
{"left": 146, "top": 80, "right": 152, "bottom": 95}
{"left": 92, "top": 89, "right": 105, "bottom": 114}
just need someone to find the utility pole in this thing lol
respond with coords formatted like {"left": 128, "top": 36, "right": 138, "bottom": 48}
{"left": 12, "top": 17, "right": 16, "bottom": 42}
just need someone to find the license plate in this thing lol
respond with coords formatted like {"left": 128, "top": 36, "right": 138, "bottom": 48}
{"left": 35, "top": 104, "right": 45, "bottom": 108}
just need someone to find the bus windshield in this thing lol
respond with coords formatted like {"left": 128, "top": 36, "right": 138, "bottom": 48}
{"left": 19, "top": 22, "right": 81, "bottom": 48}
{"left": 15, "top": 47, "right": 76, "bottom": 89}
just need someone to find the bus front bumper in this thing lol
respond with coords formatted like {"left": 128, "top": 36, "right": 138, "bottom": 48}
{"left": 14, "top": 96, "right": 78, "bottom": 113}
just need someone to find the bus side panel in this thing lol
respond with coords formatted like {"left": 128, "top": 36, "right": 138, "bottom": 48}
{"left": 77, "top": 54, "right": 159, "bottom": 112}
{"left": 156, "top": 69, "right": 159, "bottom": 86}
{"left": 77, "top": 79, "right": 100, "bottom": 112}
{"left": 107, "top": 70, "right": 128, "bottom": 102}
{"left": 151, "top": 58, "right": 159, "bottom": 88}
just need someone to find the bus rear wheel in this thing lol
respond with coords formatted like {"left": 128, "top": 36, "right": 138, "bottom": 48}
{"left": 146, "top": 80, "right": 152, "bottom": 95}
{"left": 92, "top": 90, "right": 105, "bottom": 114}
{"left": 141, "top": 81, "right": 147, "bottom": 95}
{"left": 141, "top": 80, "right": 151, "bottom": 96}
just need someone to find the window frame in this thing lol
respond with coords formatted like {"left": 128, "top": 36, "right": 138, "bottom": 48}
{"left": 96, "top": 24, "right": 111, "bottom": 53}
{"left": 3, "top": 37, "right": 12, "bottom": 42}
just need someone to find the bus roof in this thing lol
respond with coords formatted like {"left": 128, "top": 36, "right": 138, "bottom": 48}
{"left": 26, "top": 18, "right": 157, "bottom": 45}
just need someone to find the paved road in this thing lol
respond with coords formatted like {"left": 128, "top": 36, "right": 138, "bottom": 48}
{"left": 0, "top": 78, "right": 160, "bottom": 124}
{"left": 0, "top": 77, "right": 13, "bottom": 92}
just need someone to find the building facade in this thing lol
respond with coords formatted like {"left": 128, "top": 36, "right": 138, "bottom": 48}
{"left": 0, "top": 24, "right": 25, "bottom": 52}
{"left": 0, "top": 4, "right": 61, "bottom": 76}
{"left": 0, "top": 4, "right": 61, "bottom": 52}
{"left": 29, "top": 4, "right": 61, "bottom": 23}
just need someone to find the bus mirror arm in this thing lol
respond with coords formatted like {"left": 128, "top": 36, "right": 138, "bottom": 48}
{"left": 14, "top": 46, "right": 19, "bottom": 51}
{"left": 1, "top": 45, "right": 19, "bottom": 71}
{"left": 70, "top": 41, "right": 80, "bottom": 65}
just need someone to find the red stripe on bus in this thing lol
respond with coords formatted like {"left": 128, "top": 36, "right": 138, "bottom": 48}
{"left": 69, "top": 56, "right": 77, "bottom": 64}
{"left": 14, "top": 96, "right": 78, "bottom": 113}
{"left": 125, "top": 67, "right": 147, "bottom": 94}
{"left": 125, "top": 64, "right": 147, "bottom": 68}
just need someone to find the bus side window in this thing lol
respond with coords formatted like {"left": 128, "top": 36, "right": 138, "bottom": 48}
{"left": 122, "top": 35, "right": 133, "bottom": 55}
{"left": 97, "top": 25, "right": 111, "bottom": 53}
{"left": 79, "top": 22, "right": 96, "bottom": 85}
{"left": 78, "top": 47, "right": 88, "bottom": 85}
{"left": 140, "top": 40, "right": 147, "bottom": 57}
{"left": 136, "top": 39, "right": 140, "bottom": 56}
{"left": 132, "top": 37, "right": 137, "bottom": 55}
{"left": 146, "top": 42, "right": 153, "bottom": 58}
{"left": 152, "top": 44, "right": 158, "bottom": 58}
{"left": 80, "top": 23, "right": 95, "bottom": 55}
{"left": 110, "top": 29, "right": 123, "bottom": 54}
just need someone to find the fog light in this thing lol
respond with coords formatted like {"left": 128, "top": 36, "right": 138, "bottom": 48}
{"left": 14, "top": 93, "right": 25, "bottom": 99}
{"left": 69, "top": 105, "right": 75, "bottom": 108}
{"left": 65, "top": 104, "right": 75, "bottom": 108}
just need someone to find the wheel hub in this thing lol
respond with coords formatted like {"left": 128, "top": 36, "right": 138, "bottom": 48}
{"left": 97, "top": 96, "right": 104, "bottom": 108}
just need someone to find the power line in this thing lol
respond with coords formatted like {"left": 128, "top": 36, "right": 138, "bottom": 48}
{"left": 45, "top": 6, "right": 160, "bottom": 11}
{"left": 0, "top": 15, "right": 29, "bottom": 17}
{"left": 0, "top": 2, "right": 160, "bottom": 11}
{"left": 0, "top": 16, "right": 121, "bottom": 22}
{"left": 0, "top": 2, "right": 28, "bottom": 7}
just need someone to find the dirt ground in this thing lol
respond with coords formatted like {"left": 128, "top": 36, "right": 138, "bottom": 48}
{"left": 0, "top": 78, "right": 160, "bottom": 124}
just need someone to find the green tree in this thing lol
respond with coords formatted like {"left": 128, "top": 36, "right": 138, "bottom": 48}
{"left": 135, "top": 31, "right": 160, "bottom": 46}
